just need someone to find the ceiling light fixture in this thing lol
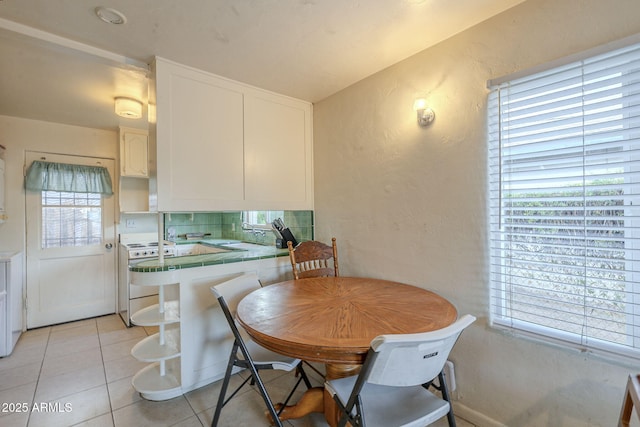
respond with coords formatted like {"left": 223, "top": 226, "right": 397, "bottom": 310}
{"left": 115, "top": 97, "right": 142, "bottom": 119}
{"left": 95, "top": 7, "right": 127, "bottom": 25}
{"left": 413, "top": 98, "right": 435, "bottom": 127}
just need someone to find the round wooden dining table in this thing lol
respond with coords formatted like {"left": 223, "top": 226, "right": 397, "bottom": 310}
{"left": 236, "top": 276, "right": 458, "bottom": 426}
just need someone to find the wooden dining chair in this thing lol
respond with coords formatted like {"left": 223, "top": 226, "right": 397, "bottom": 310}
{"left": 210, "top": 273, "right": 312, "bottom": 427}
{"left": 619, "top": 374, "right": 640, "bottom": 426}
{"left": 325, "top": 314, "right": 476, "bottom": 427}
{"left": 287, "top": 237, "right": 339, "bottom": 280}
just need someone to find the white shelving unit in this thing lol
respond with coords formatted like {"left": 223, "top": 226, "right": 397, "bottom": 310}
{"left": 130, "top": 270, "right": 182, "bottom": 401}
{"left": 124, "top": 255, "right": 291, "bottom": 399}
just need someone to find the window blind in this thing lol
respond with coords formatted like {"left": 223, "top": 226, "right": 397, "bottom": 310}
{"left": 488, "top": 41, "right": 640, "bottom": 360}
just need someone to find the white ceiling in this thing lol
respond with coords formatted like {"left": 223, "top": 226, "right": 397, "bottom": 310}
{"left": 0, "top": 0, "right": 525, "bottom": 130}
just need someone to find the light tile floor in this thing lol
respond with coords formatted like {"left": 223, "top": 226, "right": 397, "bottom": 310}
{"left": 0, "top": 314, "right": 475, "bottom": 427}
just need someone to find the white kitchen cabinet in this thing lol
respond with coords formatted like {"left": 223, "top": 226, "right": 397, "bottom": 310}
{"left": 149, "top": 57, "right": 313, "bottom": 212}
{"left": 119, "top": 128, "right": 150, "bottom": 212}
{"left": 0, "top": 145, "right": 5, "bottom": 223}
{"left": 0, "top": 252, "right": 23, "bottom": 357}
{"left": 244, "top": 91, "right": 313, "bottom": 210}
{"left": 150, "top": 57, "right": 244, "bottom": 212}
{"left": 120, "top": 127, "right": 148, "bottom": 178}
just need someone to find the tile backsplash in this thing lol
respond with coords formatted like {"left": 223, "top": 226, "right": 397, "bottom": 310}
{"left": 163, "top": 211, "right": 314, "bottom": 245}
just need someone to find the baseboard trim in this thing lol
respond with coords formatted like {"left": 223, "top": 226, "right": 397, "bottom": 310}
{"left": 453, "top": 402, "right": 508, "bottom": 427}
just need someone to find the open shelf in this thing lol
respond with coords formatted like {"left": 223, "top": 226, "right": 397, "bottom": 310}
{"left": 131, "top": 328, "right": 181, "bottom": 362}
{"left": 130, "top": 278, "right": 181, "bottom": 401}
{"left": 131, "top": 359, "right": 182, "bottom": 401}
{"left": 131, "top": 300, "right": 180, "bottom": 326}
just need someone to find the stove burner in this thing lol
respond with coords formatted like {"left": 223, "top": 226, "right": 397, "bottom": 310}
{"left": 127, "top": 243, "right": 144, "bottom": 248}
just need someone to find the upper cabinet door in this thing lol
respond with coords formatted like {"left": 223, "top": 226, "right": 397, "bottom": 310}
{"left": 151, "top": 58, "right": 245, "bottom": 212}
{"left": 120, "top": 128, "right": 149, "bottom": 178}
{"left": 244, "top": 93, "right": 313, "bottom": 210}
{"left": 150, "top": 57, "right": 313, "bottom": 212}
{"left": 0, "top": 152, "right": 5, "bottom": 222}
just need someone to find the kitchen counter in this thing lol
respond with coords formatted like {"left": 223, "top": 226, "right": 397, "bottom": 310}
{"left": 127, "top": 240, "right": 292, "bottom": 399}
{"left": 130, "top": 240, "right": 289, "bottom": 272}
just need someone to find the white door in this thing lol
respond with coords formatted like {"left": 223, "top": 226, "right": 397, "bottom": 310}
{"left": 25, "top": 152, "right": 116, "bottom": 328}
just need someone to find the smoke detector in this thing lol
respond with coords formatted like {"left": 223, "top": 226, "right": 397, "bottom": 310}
{"left": 95, "top": 7, "right": 127, "bottom": 25}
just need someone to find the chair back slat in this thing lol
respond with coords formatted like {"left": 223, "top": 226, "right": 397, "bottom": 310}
{"left": 288, "top": 238, "right": 339, "bottom": 280}
{"left": 366, "top": 314, "right": 476, "bottom": 387}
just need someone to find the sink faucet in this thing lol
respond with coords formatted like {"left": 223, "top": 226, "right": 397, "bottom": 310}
{"left": 242, "top": 222, "right": 266, "bottom": 238}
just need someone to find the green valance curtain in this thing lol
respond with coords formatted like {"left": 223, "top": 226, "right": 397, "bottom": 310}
{"left": 25, "top": 161, "right": 113, "bottom": 195}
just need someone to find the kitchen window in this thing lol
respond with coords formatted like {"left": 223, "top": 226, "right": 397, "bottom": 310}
{"left": 488, "top": 39, "right": 640, "bottom": 360}
{"left": 242, "top": 210, "right": 283, "bottom": 229}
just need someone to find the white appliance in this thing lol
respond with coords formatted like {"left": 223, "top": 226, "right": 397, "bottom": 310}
{"left": 0, "top": 252, "right": 23, "bottom": 357}
{"left": 118, "top": 233, "right": 175, "bottom": 326}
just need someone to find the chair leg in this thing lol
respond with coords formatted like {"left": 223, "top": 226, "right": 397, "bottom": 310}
{"left": 278, "top": 372, "right": 306, "bottom": 415}
{"left": 438, "top": 371, "right": 456, "bottom": 427}
{"left": 423, "top": 371, "right": 456, "bottom": 427}
{"left": 249, "top": 370, "right": 284, "bottom": 426}
{"left": 270, "top": 363, "right": 313, "bottom": 416}
{"left": 298, "top": 363, "right": 313, "bottom": 389}
{"left": 336, "top": 394, "right": 364, "bottom": 427}
{"left": 302, "top": 360, "right": 325, "bottom": 381}
{"left": 212, "top": 342, "right": 240, "bottom": 427}
{"left": 619, "top": 375, "right": 640, "bottom": 427}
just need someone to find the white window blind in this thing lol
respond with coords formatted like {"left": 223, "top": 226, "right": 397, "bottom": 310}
{"left": 488, "top": 41, "right": 640, "bottom": 360}
{"left": 41, "top": 191, "right": 102, "bottom": 248}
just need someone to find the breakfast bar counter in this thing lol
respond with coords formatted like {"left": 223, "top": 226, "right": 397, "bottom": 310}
{"left": 129, "top": 241, "right": 289, "bottom": 272}
{"left": 127, "top": 242, "right": 291, "bottom": 400}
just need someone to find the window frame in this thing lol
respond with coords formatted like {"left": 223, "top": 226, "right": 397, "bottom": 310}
{"left": 488, "top": 39, "right": 640, "bottom": 361}
{"left": 241, "top": 210, "right": 284, "bottom": 230}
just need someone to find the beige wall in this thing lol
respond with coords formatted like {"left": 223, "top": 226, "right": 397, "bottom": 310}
{"left": 313, "top": 0, "right": 640, "bottom": 425}
{"left": 0, "top": 116, "right": 117, "bottom": 255}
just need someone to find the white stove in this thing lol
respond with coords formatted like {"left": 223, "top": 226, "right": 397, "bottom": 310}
{"left": 125, "top": 241, "right": 177, "bottom": 259}
{"left": 118, "top": 233, "right": 176, "bottom": 326}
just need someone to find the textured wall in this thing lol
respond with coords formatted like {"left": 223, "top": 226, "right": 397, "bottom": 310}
{"left": 313, "top": 0, "right": 640, "bottom": 425}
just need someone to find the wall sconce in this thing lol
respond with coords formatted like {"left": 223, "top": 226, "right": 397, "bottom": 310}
{"left": 413, "top": 98, "right": 435, "bottom": 126}
{"left": 114, "top": 97, "right": 143, "bottom": 119}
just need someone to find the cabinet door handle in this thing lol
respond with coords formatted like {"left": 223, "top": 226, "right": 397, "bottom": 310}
{"left": 105, "top": 243, "right": 113, "bottom": 249}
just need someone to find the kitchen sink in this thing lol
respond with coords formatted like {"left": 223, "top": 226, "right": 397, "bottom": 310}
{"left": 220, "top": 242, "right": 268, "bottom": 251}
{"left": 174, "top": 242, "right": 269, "bottom": 257}
{"left": 175, "top": 243, "right": 233, "bottom": 256}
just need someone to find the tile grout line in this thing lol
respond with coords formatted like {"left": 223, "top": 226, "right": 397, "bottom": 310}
{"left": 26, "top": 326, "right": 52, "bottom": 427}
{"left": 142, "top": 321, "right": 205, "bottom": 427}
{"left": 178, "top": 390, "right": 205, "bottom": 426}
{"left": 95, "top": 318, "right": 117, "bottom": 427}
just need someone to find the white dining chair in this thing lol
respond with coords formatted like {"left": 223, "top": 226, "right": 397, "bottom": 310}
{"left": 210, "top": 273, "right": 312, "bottom": 427}
{"left": 325, "top": 314, "right": 476, "bottom": 427}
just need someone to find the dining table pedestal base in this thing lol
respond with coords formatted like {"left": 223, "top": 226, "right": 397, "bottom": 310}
{"left": 269, "top": 362, "right": 362, "bottom": 427}
{"left": 272, "top": 387, "right": 324, "bottom": 421}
